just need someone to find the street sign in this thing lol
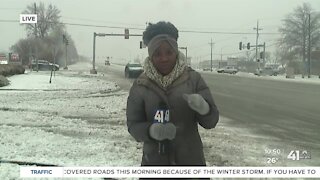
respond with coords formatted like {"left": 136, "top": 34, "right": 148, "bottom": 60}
{"left": 0, "top": 53, "right": 8, "bottom": 64}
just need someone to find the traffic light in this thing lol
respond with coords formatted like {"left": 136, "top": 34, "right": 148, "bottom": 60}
{"left": 247, "top": 43, "right": 250, "bottom": 50}
{"left": 260, "top": 52, "right": 264, "bottom": 59}
{"left": 125, "top": 28, "right": 129, "bottom": 39}
{"left": 239, "top": 42, "right": 242, "bottom": 50}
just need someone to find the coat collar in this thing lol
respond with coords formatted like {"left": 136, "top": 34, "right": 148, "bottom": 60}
{"left": 136, "top": 67, "right": 191, "bottom": 93}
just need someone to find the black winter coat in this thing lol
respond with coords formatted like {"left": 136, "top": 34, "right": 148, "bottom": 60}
{"left": 126, "top": 68, "right": 219, "bottom": 166}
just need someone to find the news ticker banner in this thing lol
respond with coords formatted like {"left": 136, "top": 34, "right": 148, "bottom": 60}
{"left": 20, "top": 166, "right": 320, "bottom": 178}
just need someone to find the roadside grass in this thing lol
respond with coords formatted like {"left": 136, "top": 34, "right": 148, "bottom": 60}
{"left": 0, "top": 64, "right": 25, "bottom": 87}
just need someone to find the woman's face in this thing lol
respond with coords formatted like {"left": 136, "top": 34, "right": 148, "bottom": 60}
{"left": 151, "top": 41, "right": 177, "bottom": 76}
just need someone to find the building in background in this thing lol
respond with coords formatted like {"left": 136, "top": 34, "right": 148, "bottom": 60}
{"left": 0, "top": 53, "right": 8, "bottom": 64}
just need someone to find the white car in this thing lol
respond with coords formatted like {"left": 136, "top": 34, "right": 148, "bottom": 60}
{"left": 217, "top": 66, "right": 238, "bottom": 74}
{"left": 31, "top": 60, "right": 59, "bottom": 71}
{"left": 254, "top": 67, "right": 279, "bottom": 76}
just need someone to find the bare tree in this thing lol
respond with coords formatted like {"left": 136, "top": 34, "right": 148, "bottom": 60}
{"left": 22, "top": 2, "right": 61, "bottom": 38}
{"left": 279, "top": 3, "right": 320, "bottom": 74}
{"left": 275, "top": 45, "right": 297, "bottom": 66}
{"left": 13, "top": 3, "right": 79, "bottom": 66}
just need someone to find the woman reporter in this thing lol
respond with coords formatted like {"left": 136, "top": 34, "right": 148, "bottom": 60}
{"left": 126, "top": 21, "right": 219, "bottom": 167}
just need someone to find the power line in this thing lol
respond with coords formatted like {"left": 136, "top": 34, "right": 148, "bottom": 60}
{"left": 62, "top": 16, "right": 145, "bottom": 28}
{"left": 0, "top": 19, "right": 145, "bottom": 30}
{"left": 180, "top": 30, "right": 280, "bottom": 35}
{"left": 0, "top": 8, "right": 23, "bottom": 10}
{"left": 63, "top": 22, "right": 145, "bottom": 30}
{"left": 0, "top": 19, "right": 281, "bottom": 35}
{"left": 0, "top": 20, "right": 19, "bottom": 22}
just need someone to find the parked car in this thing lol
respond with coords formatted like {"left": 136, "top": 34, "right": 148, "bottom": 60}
{"left": 217, "top": 66, "right": 238, "bottom": 74}
{"left": 31, "top": 60, "right": 59, "bottom": 71}
{"left": 124, "top": 63, "right": 144, "bottom": 78}
{"left": 254, "top": 67, "right": 279, "bottom": 76}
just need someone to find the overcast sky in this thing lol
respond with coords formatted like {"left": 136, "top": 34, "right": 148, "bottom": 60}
{"left": 1, "top": 0, "right": 320, "bottom": 64}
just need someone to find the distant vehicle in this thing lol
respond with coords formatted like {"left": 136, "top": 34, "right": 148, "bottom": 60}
{"left": 203, "top": 67, "right": 211, "bottom": 71}
{"left": 105, "top": 60, "right": 110, "bottom": 65}
{"left": 254, "top": 67, "right": 279, "bottom": 76}
{"left": 31, "top": 60, "right": 59, "bottom": 71}
{"left": 217, "top": 66, "right": 238, "bottom": 74}
{"left": 125, "top": 63, "right": 144, "bottom": 78}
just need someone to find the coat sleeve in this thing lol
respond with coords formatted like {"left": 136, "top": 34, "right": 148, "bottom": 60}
{"left": 126, "top": 83, "right": 153, "bottom": 142}
{"left": 195, "top": 73, "right": 219, "bottom": 129}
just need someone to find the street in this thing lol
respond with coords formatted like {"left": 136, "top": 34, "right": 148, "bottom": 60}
{"left": 98, "top": 63, "right": 320, "bottom": 166}
{"left": 203, "top": 73, "right": 320, "bottom": 144}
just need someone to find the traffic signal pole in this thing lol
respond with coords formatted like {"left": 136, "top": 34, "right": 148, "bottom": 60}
{"left": 91, "top": 30, "right": 142, "bottom": 74}
{"left": 91, "top": 32, "right": 97, "bottom": 74}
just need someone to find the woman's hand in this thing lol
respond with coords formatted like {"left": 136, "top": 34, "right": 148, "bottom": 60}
{"left": 149, "top": 122, "right": 176, "bottom": 141}
{"left": 183, "top": 94, "right": 209, "bottom": 115}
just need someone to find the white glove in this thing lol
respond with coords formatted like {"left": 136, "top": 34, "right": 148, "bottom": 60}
{"left": 149, "top": 122, "right": 176, "bottom": 141}
{"left": 183, "top": 94, "right": 209, "bottom": 115}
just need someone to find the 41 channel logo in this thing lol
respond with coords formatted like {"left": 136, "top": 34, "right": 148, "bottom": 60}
{"left": 287, "top": 150, "right": 311, "bottom": 161}
{"left": 154, "top": 109, "right": 169, "bottom": 123}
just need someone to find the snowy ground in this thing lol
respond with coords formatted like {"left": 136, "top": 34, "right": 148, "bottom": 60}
{"left": 0, "top": 63, "right": 318, "bottom": 180}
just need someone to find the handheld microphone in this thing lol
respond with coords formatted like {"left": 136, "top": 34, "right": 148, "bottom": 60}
{"left": 154, "top": 102, "right": 169, "bottom": 155}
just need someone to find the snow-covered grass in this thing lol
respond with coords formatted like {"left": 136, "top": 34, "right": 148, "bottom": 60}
{"left": 0, "top": 64, "right": 142, "bottom": 179}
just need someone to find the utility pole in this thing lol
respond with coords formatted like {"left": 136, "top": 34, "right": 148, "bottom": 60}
{"left": 220, "top": 48, "right": 222, "bottom": 68}
{"left": 209, "top": 38, "right": 214, "bottom": 72}
{"left": 65, "top": 41, "right": 68, "bottom": 69}
{"left": 253, "top": 20, "right": 263, "bottom": 70}
{"left": 34, "top": 2, "right": 38, "bottom": 72}
{"left": 308, "top": 13, "right": 311, "bottom": 78}
{"left": 53, "top": 47, "right": 56, "bottom": 76}
{"left": 263, "top": 42, "right": 266, "bottom": 63}
{"left": 62, "top": 34, "right": 69, "bottom": 70}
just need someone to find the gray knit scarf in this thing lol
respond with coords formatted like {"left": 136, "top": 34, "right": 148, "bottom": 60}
{"left": 144, "top": 52, "right": 187, "bottom": 90}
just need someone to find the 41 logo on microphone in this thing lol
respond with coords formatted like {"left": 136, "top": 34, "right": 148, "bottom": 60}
{"left": 154, "top": 109, "right": 170, "bottom": 123}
